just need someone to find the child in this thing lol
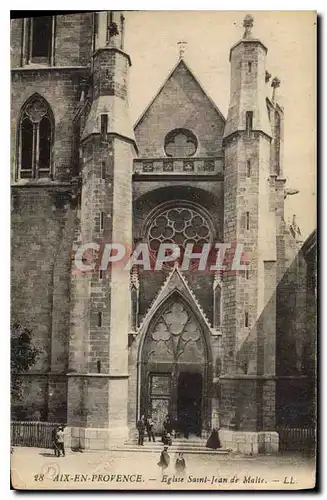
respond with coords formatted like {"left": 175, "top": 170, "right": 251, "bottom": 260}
{"left": 56, "top": 425, "right": 65, "bottom": 457}
{"left": 158, "top": 445, "right": 170, "bottom": 477}
{"left": 175, "top": 452, "right": 186, "bottom": 476}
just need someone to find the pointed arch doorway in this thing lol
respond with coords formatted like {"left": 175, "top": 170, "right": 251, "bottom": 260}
{"left": 138, "top": 292, "right": 212, "bottom": 437}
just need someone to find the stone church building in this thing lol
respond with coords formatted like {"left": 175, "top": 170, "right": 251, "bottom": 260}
{"left": 11, "top": 12, "right": 316, "bottom": 453}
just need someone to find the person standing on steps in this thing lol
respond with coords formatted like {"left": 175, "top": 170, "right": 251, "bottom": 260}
{"left": 166, "top": 433, "right": 172, "bottom": 446}
{"left": 163, "top": 415, "right": 173, "bottom": 435}
{"left": 205, "top": 427, "right": 221, "bottom": 450}
{"left": 146, "top": 417, "right": 155, "bottom": 442}
{"left": 137, "top": 414, "right": 146, "bottom": 446}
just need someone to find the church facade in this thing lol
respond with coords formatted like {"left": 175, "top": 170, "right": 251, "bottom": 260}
{"left": 11, "top": 12, "right": 315, "bottom": 453}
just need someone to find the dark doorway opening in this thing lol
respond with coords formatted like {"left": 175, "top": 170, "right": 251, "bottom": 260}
{"left": 177, "top": 372, "right": 202, "bottom": 438}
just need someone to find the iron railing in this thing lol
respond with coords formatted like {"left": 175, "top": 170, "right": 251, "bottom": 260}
{"left": 277, "top": 426, "right": 316, "bottom": 452}
{"left": 11, "top": 421, "right": 59, "bottom": 449}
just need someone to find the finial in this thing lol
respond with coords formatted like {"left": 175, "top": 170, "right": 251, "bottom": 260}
{"left": 243, "top": 14, "right": 254, "bottom": 39}
{"left": 271, "top": 76, "right": 281, "bottom": 101}
{"left": 271, "top": 77, "right": 281, "bottom": 89}
{"left": 177, "top": 41, "right": 187, "bottom": 59}
{"left": 173, "top": 260, "right": 180, "bottom": 269}
{"left": 108, "top": 21, "right": 119, "bottom": 38}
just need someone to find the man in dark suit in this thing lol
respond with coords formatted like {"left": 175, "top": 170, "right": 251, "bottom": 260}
{"left": 146, "top": 417, "right": 155, "bottom": 442}
{"left": 137, "top": 414, "right": 146, "bottom": 446}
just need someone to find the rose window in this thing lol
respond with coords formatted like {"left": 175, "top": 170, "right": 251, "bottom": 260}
{"left": 147, "top": 205, "right": 212, "bottom": 256}
{"left": 164, "top": 129, "right": 197, "bottom": 157}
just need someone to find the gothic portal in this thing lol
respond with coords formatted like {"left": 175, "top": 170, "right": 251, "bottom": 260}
{"left": 139, "top": 293, "right": 212, "bottom": 435}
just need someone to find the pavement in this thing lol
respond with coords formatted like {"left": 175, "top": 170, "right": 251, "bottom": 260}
{"left": 10, "top": 446, "right": 316, "bottom": 491}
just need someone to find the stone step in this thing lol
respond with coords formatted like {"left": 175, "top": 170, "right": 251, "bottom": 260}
{"left": 110, "top": 446, "right": 230, "bottom": 455}
{"left": 111, "top": 444, "right": 230, "bottom": 455}
{"left": 110, "top": 438, "right": 230, "bottom": 454}
{"left": 128, "top": 435, "right": 207, "bottom": 442}
{"left": 126, "top": 441, "right": 207, "bottom": 448}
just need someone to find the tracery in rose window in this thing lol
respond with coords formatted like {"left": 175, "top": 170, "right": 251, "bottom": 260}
{"left": 147, "top": 204, "right": 213, "bottom": 258}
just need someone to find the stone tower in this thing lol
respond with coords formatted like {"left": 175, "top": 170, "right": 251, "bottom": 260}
{"left": 68, "top": 11, "right": 136, "bottom": 449}
{"left": 220, "top": 15, "right": 279, "bottom": 452}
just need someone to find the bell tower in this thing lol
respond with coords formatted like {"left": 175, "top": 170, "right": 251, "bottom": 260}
{"left": 220, "top": 15, "right": 279, "bottom": 453}
{"left": 67, "top": 11, "right": 136, "bottom": 449}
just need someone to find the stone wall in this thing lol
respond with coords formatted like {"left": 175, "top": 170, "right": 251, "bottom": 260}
{"left": 275, "top": 237, "right": 316, "bottom": 427}
{"left": 11, "top": 188, "right": 75, "bottom": 420}
{"left": 54, "top": 13, "right": 93, "bottom": 67}
{"left": 10, "top": 18, "right": 23, "bottom": 68}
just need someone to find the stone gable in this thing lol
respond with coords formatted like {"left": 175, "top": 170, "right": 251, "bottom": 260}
{"left": 134, "top": 60, "right": 225, "bottom": 158}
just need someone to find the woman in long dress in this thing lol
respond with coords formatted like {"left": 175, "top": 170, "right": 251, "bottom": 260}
{"left": 206, "top": 427, "right": 221, "bottom": 449}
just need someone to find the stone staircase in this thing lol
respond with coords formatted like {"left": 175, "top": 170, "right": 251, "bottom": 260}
{"left": 110, "top": 436, "right": 231, "bottom": 455}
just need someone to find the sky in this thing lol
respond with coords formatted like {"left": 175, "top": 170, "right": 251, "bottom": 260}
{"left": 124, "top": 11, "right": 316, "bottom": 240}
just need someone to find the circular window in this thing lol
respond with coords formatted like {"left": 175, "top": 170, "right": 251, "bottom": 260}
{"left": 164, "top": 129, "right": 198, "bottom": 157}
